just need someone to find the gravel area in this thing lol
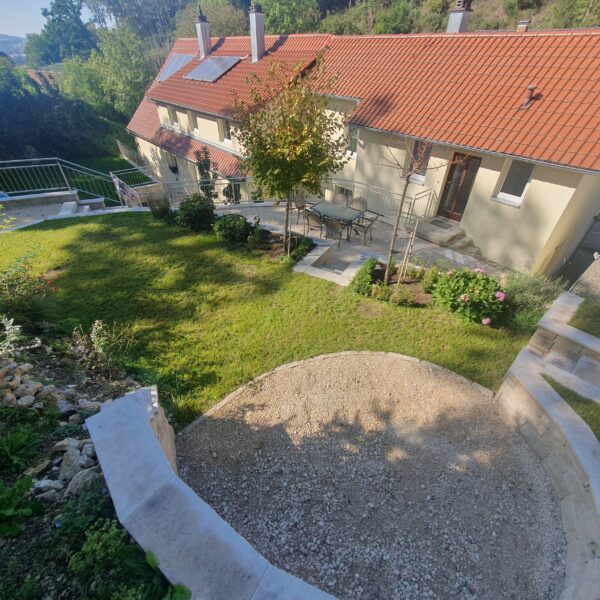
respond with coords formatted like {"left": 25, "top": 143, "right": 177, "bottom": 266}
{"left": 178, "top": 353, "right": 566, "bottom": 599}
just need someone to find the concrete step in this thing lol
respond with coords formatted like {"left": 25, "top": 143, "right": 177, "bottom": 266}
{"left": 448, "top": 235, "right": 473, "bottom": 250}
{"left": 57, "top": 201, "right": 78, "bottom": 216}
{"left": 78, "top": 205, "right": 91, "bottom": 214}
{"left": 78, "top": 197, "right": 106, "bottom": 211}
{"left": 573, "top": 352, "right": 600, "bottom": 387}
{"left": 413, "top": 216, "right": 465, "bottom": 247}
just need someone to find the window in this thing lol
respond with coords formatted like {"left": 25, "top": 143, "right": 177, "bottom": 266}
{"left": 223, "top": 119, "right": 232, "bottom": 142}
{"left": 167, "top": 153, "right": 178, "bottom": 174}
{"left": 409, "top": 140, "right": 432, "bottom": 184}
{"left": 334, "top": 185, "right": 352, "bottom": 200}
{"left": 495, "top": 160, "right": 534, "bottom": 206}
{"left": 346, "top": 126, "right": 358, "bottom": 157}
{"left": 167, "top": 106, "right": 179, "bottom": 129}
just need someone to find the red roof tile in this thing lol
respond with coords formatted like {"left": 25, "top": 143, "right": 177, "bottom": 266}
{"left": 129, "top": 29, "right": 600, "bottom": 172}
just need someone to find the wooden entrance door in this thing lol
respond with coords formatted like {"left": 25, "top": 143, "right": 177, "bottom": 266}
{"left": 438, "top": 153, "right": 481, "bottom": 222}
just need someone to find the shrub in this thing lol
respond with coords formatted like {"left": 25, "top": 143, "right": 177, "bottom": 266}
{"left": 247, "top": 218, "right": 271, "bottom": 249}
{"left": 0, "top": 253, "right": 57, "bottom": 316}
{"left": 72, "top": 320, "right": 133, "bottom": 377}
{"left": 422, "top": 265, "right": 441, "bottom": 293}
{"left": 176, "top": 193, "right": 215, "bottom": 232}
{"left": 0, "top": 476, "right": 34, "bottom": 537}
{"left": 0, "top": 425, "right": 40, "bottom": 475}
{"left": 503, "top": 272, "right": 565, "bottom": 331}
{"left": 371, "top": 281, "right": 392, "bottom": 302}
{"left": 214, "top": 214, "right": 253, "bottom": 244}
{"left": 350, "top": 257, "right": 378, "bottom": 296}
{"left": 150, "top": 204, "right": 178, "bottom": 225}
{"left": 404, "top": 265, "right": 425, "bottom": 281}
{"left": 391, "top": 285, "right": 415, "bottom": 306}
{"left": 289, "top": 236, "right": 315, "bottom": 263}
{"left": 0, "top": 315, "right": 22, "bottom": 358}
{"left": 433, "top": 268, "right": 507, "bottom": 325}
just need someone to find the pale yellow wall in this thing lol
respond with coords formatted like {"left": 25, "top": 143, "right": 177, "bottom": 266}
{"left": 460, "top": 159, "right": 580, "bottom": 272}
{"left": 534, "top": 173, "right": 600, "bottom": 275}
{"left": 135, "top": 137, "right": 198, "bottom": 184}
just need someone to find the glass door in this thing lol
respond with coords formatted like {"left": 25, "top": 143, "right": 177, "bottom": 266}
{"left": 438, "top": 153, "right": 481, "bottom": 222}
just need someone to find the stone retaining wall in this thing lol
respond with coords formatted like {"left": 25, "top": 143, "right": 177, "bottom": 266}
{"left": 496, "top": 293, "right": 600, "bottom": 600}
{"left": 87, "top": 386, "right": 334, "bottom": 600}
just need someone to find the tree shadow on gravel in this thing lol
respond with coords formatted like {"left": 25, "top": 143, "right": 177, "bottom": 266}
{"left": 177, "top": 397, "right": 565, "bottom": 600}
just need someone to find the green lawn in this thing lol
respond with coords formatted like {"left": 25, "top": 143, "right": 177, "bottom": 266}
{"left": 77, "top": 156, "right": 133, "bottom": 173}
{"left": 0, "top": 213, "right": 528, "bottom": 427}
{"left": 570, "top": 298, "right": 600, "bottom": 338}
{"left": 544, "top": 376, "right": 600, "bottom": 442}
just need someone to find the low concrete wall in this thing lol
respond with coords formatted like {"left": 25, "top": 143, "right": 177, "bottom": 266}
{"left": 3, "top": 190, "right": 79, "bottom": 207}
{"left": 496, "top": 293, "right": 600, "bottom": 600}
{"left": 87, "top": 386, "right": 334, "bottom": 600}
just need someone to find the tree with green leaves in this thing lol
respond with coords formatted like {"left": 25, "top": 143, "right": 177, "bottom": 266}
{"left": 374, "top": 1, "right": 415, "bottom": 33}
{"left": 25, "top": 0, "right": 97, "bottom": 66}
{"left": 261, "top": 0, "right": 321, "bottom": 33}
{"left": 174, "top": 1, "right": 249, "bottom": 38}
{"left": 235, "top": 55, "right": 348, "bottom": 252}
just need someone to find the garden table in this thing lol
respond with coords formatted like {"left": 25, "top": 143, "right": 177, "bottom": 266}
{"left": 311, "top": 201, "right": 364, "bottom": 240}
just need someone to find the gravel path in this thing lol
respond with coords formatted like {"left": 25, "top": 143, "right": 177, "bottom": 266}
{"left": 178, "top": 353, "right": 566, "bottom": 599}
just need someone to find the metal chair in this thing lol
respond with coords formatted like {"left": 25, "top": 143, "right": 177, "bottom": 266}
{"left": 324, "top": 217, "right": 344, "bottom": 246}
{"left": 352, "top": 210, "right": 381, "bottom": 245}
{"left": 350, "top": 196, "right": 367, "bottom": 212}
{"left": 306, "top": 211, "right": 324, "bottom": 237}
{"left": 332, "top": 193, "right": 348, "bottom": 206}
{"left": 293, "top": 194, "right": 308, "bottom": 224}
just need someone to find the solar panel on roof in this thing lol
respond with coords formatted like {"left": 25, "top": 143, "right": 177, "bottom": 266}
{"left": 184, "top": 56, "right": 241, "bottom": 83}
{"left": 158, "top": 54, "right": 194, "bottom": 82}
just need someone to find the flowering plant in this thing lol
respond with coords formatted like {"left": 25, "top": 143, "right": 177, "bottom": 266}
{"left": 433, "top": 268, "right": 507, "bottom": 325}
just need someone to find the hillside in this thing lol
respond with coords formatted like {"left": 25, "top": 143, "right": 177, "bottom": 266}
{"left": 0, "top": 34, "right": 26, "bottom": 64}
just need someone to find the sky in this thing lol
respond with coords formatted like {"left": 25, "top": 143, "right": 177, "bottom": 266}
{"left": 0, "top": 0, "right": 93, "bottom": 38}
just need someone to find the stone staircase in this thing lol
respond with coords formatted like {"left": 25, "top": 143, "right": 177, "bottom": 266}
{"left": 58, "top": 197, "right": 106, "bottom": 217}
{"left": 413, "top": 216, "right": 482, "bottom": 256}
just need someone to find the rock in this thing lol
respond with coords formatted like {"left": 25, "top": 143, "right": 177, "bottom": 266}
{"left": 33, "top": 402, "right": 44, "bottom": 410}
{"left": 78, "top": 399, "right": 103, "bottom": 411}
{"left": 37, "top": 489, "right": 62, "bottom": 503}
{"left": 56, "top": 398, "right": 78, "bottom": 417}
{"left": 51, "top": 437, "right": 79, "bottom": 454}
{"left": 59, "top": 447, "right": 83, "bottom": 482}
{"left": 82, "top": 443, "right": 96, "bottom": 458}
{"left": 65, "top": 468, "right": 103, "bottom": 497}
{"left": 34, "top": 479, "right": 64, "bottom": 493}
{"left": 17, "top": 363, "right": 34, "bottom": 372}
{"left": 78, "top": 454, "right": 96, "bottom": 469}
{"left": 26, "top": 381, "right": 44, "bottom": 395}
{"left": 0, "top": 359, "right": 17, "bottom": 369}
{"left": 68, "top": 414, "right": 82, "bottom": 425}
{"left": 37, "top": 385, "right": 58, "bottom": 401}
{"left": 7, "top": 375, "right": 21, "bottom": 389}
{"left": 25, "top": 459, "right": 51, "bottom": 478}
{"left": 17, "top": 395, "right": 36, "bottom": 408}
{"left": 1, "top": 392, "right": 16, "bottom": 407}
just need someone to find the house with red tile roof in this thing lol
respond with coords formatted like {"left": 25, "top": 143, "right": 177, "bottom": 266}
{"left": 128, "top": 2, "right": 600, "bottom": 275}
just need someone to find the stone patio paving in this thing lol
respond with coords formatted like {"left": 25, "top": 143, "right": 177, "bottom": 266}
{"left": 219, "top": 203, "right": 506, "bottom": 281}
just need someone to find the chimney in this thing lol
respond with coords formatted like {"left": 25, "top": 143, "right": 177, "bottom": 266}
{"left": 446, "top": 0, "right": 473, "bottom": 33}
{"left": 517, "top": 18, "right": 531, "bottom": 32}
{"left": 196, "top": 6, "right": 211, "bottom": 59}
{"left": 250, "top": 3, "right": 265, "bottom": 63}
{"left": 521, "top": 84, "right": 537, "bottom": 109}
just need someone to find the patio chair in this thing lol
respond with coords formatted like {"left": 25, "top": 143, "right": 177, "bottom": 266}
{"left": 306, "top": 211, "right": 324, "bottom": 237}
{"left": 293, "top": 194, "right": 308, "bottom": 224}
{"left": 324, "top": 217, "right": 345, "bottom": 246}
{"left": 350, "top": 196, "right": 368, "bottom": 212}
{"left": 352, "top": 211, "right": 381, "bottom": 245}
{"left": 332, "top": 193, "right": 348, "bottom": 206}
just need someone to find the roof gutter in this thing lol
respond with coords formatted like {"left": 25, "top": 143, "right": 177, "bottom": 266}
{"left": 146, "top": 95, "right": 236, "bottom": 122}
{"left": 356, "top": 124, "right": 600, "bottom": 176}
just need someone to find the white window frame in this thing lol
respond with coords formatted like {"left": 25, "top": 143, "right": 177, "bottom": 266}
{"left": 346, "top": 126, "right": 358, "bottom": 159}
{"left": 222, "top": 119, "right": 232, "bottom": 143}
{"left": 408, "top": 140, "right": 432, "bottom": 186}
{"left": 493, "top": 159, "right": 534, "bottom": 208}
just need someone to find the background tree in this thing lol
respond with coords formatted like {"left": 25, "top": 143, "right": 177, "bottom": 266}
{"left": 25, "top": 0, "right": 97, "bottom": 66}
{"left": 174, "top": 1, "right": 248, "bottom": 38}
{"left": 374, "top": 1, "right": 415, "bottom": 32}
{"left": 261, "top": 0, "right": 321, "bottom": 33}
{"left": 235, "top": 56, "right": 348, "bottom": 252}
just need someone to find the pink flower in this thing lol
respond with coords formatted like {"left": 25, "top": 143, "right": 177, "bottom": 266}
{"left": 481, "top": 317, "right": 492, "bottom": 326}
{"left": 495, "top": 290, "right": 506, "bottom": 302}
{"left": 459, "top": 293, "right": 470, "bottom": 302}
{"left": 446, "top": 270, "right": 454, "bottom": 277}
{"left": 473, "top": 267, "right": 485, "bottom": 273}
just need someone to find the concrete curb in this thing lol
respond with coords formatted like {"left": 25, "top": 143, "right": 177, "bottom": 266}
{"left": 495, "top": 294, "right": 600, "bottom": 600}
{"left": 87, "top": 386, "right": 334, "bottom": 600}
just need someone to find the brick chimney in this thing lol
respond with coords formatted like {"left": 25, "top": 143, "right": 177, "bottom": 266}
{"left": 446, "top": 0, "right": 473, "bottom": 33}
{"left": 250, "top": 3, "right": 265, "bottom": 63}
{"left": 517, "top": 18, "right": 531, "bottom": 32}
{"left": 196, "top": 7, "right": 211, "bottom": 59}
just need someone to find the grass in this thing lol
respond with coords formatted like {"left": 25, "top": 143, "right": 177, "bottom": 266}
{"left": 0, "top": 213, "right": 529, "bottom": 428}
{"left": 76, "top": 156, "right": 133, "bottom": 174}
{"left": 570, "top": 298, "right": 600, "bottom": 338}
{"left": 544, "top": 376, "right": 600, "bottom": 442}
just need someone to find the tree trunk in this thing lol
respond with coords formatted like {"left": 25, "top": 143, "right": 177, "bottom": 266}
{"left": 283, "top": 197, "right": 291, "bottom": 255}
{"left": 384, "top": 176, "right": 410, "bottom": 286}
